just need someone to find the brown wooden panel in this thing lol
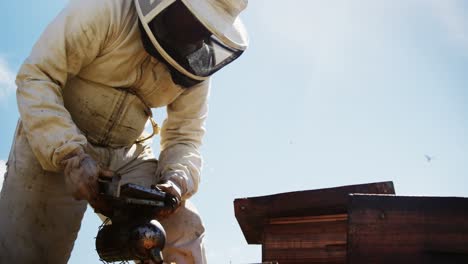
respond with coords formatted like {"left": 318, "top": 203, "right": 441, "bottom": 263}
{"left": 262, "top": 214, "right": 348, "bottom": 264}
{"left": 235, "top": 182, "right": 395, "bottom": 244}
{"left": 347, "top": 194, "right": 468, "bottom": 264}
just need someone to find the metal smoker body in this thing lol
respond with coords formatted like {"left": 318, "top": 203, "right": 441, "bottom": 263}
{"left": 95, "top": 175, "right": 175, "bottom": 263}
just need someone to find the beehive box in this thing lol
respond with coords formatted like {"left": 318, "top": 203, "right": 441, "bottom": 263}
{"left": 234, "top": 182, "right": 468, "bottom": 263}
{"left": 347, "top": 194, "right": 468, "bottom": 263}
{"left": 234, "top": 182, "right": 395, "bottom": 263}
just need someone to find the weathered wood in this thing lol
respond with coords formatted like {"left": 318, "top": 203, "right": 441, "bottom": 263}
{"left": 347, "top": 194, "right": 468, "bottom": 263}
{"left": 263, "top": 215, "right": 348, "bottom": 264}
{"left": 268, "top": 214, "right": 348, "bottom": 225}
{"left": 234, "top": 181, "right": 395, "bottom": 244}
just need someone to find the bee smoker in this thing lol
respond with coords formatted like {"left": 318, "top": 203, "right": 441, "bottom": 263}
{"left": 94, "top": 174, "right": 177, "bottom": 263}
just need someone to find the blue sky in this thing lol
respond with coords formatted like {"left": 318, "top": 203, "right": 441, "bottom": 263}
{"left": 1, "top": 0, "right": 468, "bottom": 263}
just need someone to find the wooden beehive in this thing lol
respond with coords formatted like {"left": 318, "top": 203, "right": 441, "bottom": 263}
{"left": 235, "top": 182, "right": 468, "bottom": 263}
{"left": 347, "top": 194, "right": 468, "bottom": 263}
{"left": 234, "top": 181, "right": 395, "bottom": 263}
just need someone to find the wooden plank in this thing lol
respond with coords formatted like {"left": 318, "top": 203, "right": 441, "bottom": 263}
{"left": 234, "top": 181, "right": 395, "bottom": 244}
{"left": 269, "top": 214, "right": 348, "bottom": 225}
{"left": 262, "top": 218, "right": 348, "bottom": 263}
{"left": 262, "top": 248, "right": 345, "bottom": 264}
{"left": 347, "top": 194, "right": 468, "bottom": 263}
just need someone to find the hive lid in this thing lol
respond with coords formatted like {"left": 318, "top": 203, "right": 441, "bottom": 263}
{"left": 234, "top": 181, "right": 395, "bottom": 244}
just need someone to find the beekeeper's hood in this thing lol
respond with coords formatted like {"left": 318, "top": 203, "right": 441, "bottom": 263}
{"left": 135, "top": 0, "right": 249, "bottom": 85}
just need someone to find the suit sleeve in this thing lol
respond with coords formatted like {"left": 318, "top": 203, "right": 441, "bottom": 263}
{"left": 157, "top": 80, "right": 210, "bottom": 200}
{"left": 16, "top": 0, "right": 114, "bottom": 172}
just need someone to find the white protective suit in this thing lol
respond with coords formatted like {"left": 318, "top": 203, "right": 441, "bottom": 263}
{"left": 0, "top": 0, "right": 208, "bottom": 263}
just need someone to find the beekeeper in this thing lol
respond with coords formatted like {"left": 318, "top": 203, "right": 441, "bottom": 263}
{"left": 0, "top": 0, "right": 248, "bottom": 263}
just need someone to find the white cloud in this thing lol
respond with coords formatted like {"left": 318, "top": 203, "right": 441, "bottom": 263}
{"left": 424, "top": 0, "right": 468, "bottom": 50}
{"left": 252, "top": 1, "right": 404, "bottom": 71}
{"left": 252, "top": 0, "right": 468, "bottom": 69}
{"left": 0, "top": 57, "right": 16, "bottom": 99}
{"left": 0, "top": 160, "right": 6, "bottom": 191}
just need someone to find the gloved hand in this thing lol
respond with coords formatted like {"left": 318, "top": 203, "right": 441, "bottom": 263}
{"left": 61, "top": 148, "right": 112, "bottom": 203}
{"left": 154, "top": 180, "right": 182, "bottom": 219}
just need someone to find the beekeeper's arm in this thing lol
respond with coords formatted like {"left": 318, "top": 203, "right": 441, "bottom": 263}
{"left": 156, "top": 80, "right": 210, "bottom": 202}
{"left": 16, "top": 0, "right": 113, "bottom": 172}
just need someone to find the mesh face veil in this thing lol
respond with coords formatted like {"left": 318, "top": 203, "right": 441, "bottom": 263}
{"left": 135, "top": 0, "right": 248, "bottom": 85}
